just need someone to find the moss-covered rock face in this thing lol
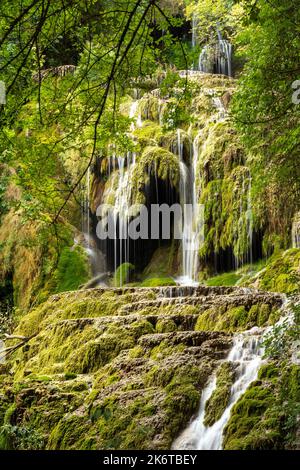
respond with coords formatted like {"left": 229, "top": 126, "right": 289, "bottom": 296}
{"left": 204, "top": 362, "right": 236, "bottom": 427}
{"left": 241, "top": 249, "right": 300, "bottom": 294}
{"left": 223, "top": 363, "right": 300, "bottom": 450}
{"left": 0, "top": 285, "right": 285, "bottom": 450}
{"left": 0, "top": 210, "right": 91, "bottom": 310}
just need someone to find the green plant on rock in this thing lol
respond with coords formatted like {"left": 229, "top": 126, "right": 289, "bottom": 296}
{"left": 54, "top": 246, "right": 90, "bottom": 293}
{"left": 141, "top": 277, "right": 176, "bottom": 287}
{"left": 113, "top": 263, "right": 135, "bottom": 287}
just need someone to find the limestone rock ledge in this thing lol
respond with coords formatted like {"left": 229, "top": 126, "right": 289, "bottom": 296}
{"left": 0, "top": 286, "right": 284, "bottom": 449}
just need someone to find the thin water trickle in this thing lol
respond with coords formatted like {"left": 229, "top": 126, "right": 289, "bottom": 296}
{"left": 292, "top": 213, "right": 300, "bottom": 248}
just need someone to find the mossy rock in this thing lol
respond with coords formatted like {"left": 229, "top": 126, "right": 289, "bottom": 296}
{"left": 204, "top": 362, "right": 235, "bottom": 427}
{"left": 141, "top": 277, "right": 176, "bottom": 287}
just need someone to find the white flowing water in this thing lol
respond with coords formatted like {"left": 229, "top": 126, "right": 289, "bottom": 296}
{"left": 197, "top": 29, "right": 232, "bottom": 77}
{"left": 109, "top": 99, "right": 141, "bottom": 277}
{"left": 129, "top": 100, "right": 142, "bottom": 130}
{"left": 192, "top": 13, "right": 197, "bottom": 50}
{"left": 292, "top": 213, "right": 300, "bottom": 248}
{"left": 172, "top": 328, "right": 265, "bottom": 450}
{"left": 82, "top": 167, "right": 91, "bottom": 245}
{"left": 111, "top": 152, "right": 137, "bottom": 278}
{"left": 176, "top": 129, "right": 203, "bottom": 286}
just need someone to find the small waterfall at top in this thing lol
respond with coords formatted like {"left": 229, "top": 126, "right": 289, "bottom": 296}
{"left": 197, "top": 29, "right": 233, "bottom": 77}
{"left": 191, "top": 12, "right": 198, "bottom": 70}
{"left": 176, "top": 129, "right": 203, "bottom": 286}
{"left": 292, "top": 212, "right": 300, "bottom": 248}
{"left": 192, "top": 13, "right": 197, "bottom": 50}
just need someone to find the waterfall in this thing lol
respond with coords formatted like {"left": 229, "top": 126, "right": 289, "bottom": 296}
{"left": 172, "top": 301, "right": 295, "bottom": 450}
{"left": 111, "top": 152, "right": 136, "bottom": 277}
{"left": 247, "top": 175, "right": 253, "bottom": 264}
{"left": 80, "top": 166, "right": 107, "bottom": 276}
{"left": 176, "top": 129, "right": 203, "bottom": 286}
{"left": 82, "top": 167, "right": 91, "bottom": 242}
{"left": 198, "top": 30, "right": 233, "bottom": 77}
{"left": 292, "top": 212, "right": 300, "bottom": 248}
{"left": 172, "top": 328, "right": 265, "bottom": 450}
{"left": 129, "top": 100, "right": 142, "bottom": 130}
{"left": 192, "top": 13, "right": 197, "bottom": 49}
{"left": 109, "top": 99, "right": 141, "bottom": 277}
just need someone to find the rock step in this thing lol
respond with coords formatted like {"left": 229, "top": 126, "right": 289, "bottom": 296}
{"left": 52, "top": 313, "right": 200, "bottom": 330}
{"left": 138, "top": 330, "right": 231, "bottom": 351}
{"left": 118, "top": 292, "right": 283, "bottom": 314}
{"left": 81, "top": 285, "right": 249, "bottom": 298}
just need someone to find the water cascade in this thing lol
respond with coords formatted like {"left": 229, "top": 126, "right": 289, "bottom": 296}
{"left": 292, "top": 212, "right": 300, "bottom": 248}
{"left": 172, "top": 328, "right": 266, "bottom": 450}
{"left": 176, "top": 129, "right": 203, "bottom": 285}
{"left": 172, "top": 302, "right": 294, "bottom": 450}
{"left": 103, "top": 100, "right": 142, "bottom": 278}
{"left": 197, "top": 30, "right": 233, "bottom": 77}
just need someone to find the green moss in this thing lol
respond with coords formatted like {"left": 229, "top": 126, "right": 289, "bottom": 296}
{"left": 204, "top": 362, "right": 235, "bottom": 426}
{"left": 141, "top": 277, "right": 176, "bottom": 287}
{"left": 131, "top": 146, "right": 180, "bottom": 205}
{"left": 242, "top": 249, "right": 300, "bottom": 294}
{"left": 195, "top": 303, "right": 278, "bottom": 332}
{"left": 54, "top": 246, "right": 90, "bottom": 293}
{"left": 134, "top": 121, "right": 162, "bottom": 147}
{"left": 205, "top": 272, "right": 241, "bottom": 286}
{"left": 223, "top": 363, "right": 300, "bottom": 450}
{"left": 142, "top": 244, "right": 178, "bottom": 279}
{"left": 156, "top": 318, "right": 177, "bottom": 333}
{"left": 64, "top": 372, "right": 77, "bottom": 380}
{"left": 113, "top": 263, "right": 135, "bottom": 287}
{"left": 258, "top": 363, "right": 279, "bottom": 380}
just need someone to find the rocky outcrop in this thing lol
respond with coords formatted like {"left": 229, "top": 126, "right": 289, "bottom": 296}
{"left": 0, "top": 286, "right": 285, "bottom": 450}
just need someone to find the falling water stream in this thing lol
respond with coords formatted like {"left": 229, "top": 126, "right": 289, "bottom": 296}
{"left": 172, "top": 328, "right": 266, "bottom": 450}
{"left": 197, "top": 30, "right": 232, "bottom": 77}
{"left": 172, "top": 302, "right": 293, "bottom": 450}
{"left": 175, "top": 129, "right": 203, "bottom": 286}
{"left": 292, "top": 213, "right": 300, "bottom": 248}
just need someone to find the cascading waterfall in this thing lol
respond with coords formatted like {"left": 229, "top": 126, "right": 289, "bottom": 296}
{"left": 82, "top": 167, "right": 95, "bottom": 255}
{"left": 192, "top": 13, "right": 197, "bottom": 50}
{"left": 113, "top": 152, "right": 136, "bottom": 278}
{"left": 172, "top": 303, "right": 293, "bottom": 450}
{"left": 292, "top": 212, "right": 300, "bottom": 248}
{"left": 172, "top": 328, "right": 266, "bottom": 450}
{"left": 108, "top": 100, "right": 141, "bottom": 279}
{"left": 196, "top": 28, "right": 233, "bottom": 77}
{"left": 176, "top": 129, "right": 203, "bottom": 285}
{"left": 79, "top": 166, "right": 108, "bottom": 276}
